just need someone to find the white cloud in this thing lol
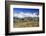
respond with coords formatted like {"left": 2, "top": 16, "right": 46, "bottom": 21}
{"left": 13, "top": 12, "right": 39, "bottom": 18}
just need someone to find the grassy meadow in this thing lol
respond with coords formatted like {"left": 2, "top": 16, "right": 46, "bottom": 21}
{"left": 13, "top": 17, "right": 39, "bottom": 28}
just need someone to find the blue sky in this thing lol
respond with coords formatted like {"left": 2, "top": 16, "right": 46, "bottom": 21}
{"left": 13, "top": 8, "right": 39, "bottom": 18}
{"left": 13, "top": 8, "right": 39, "bottom": 14}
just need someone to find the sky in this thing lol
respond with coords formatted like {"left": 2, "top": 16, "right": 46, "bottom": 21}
{"left": 13, "top": 8, "right": 39, "bottom": 18}
{"left": 13, "top": 8, "right": 39, "bottom": 14}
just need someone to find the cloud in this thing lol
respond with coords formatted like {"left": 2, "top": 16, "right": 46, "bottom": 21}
{"left": 13, "top": 12, "right": 39, "bottom": 18}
